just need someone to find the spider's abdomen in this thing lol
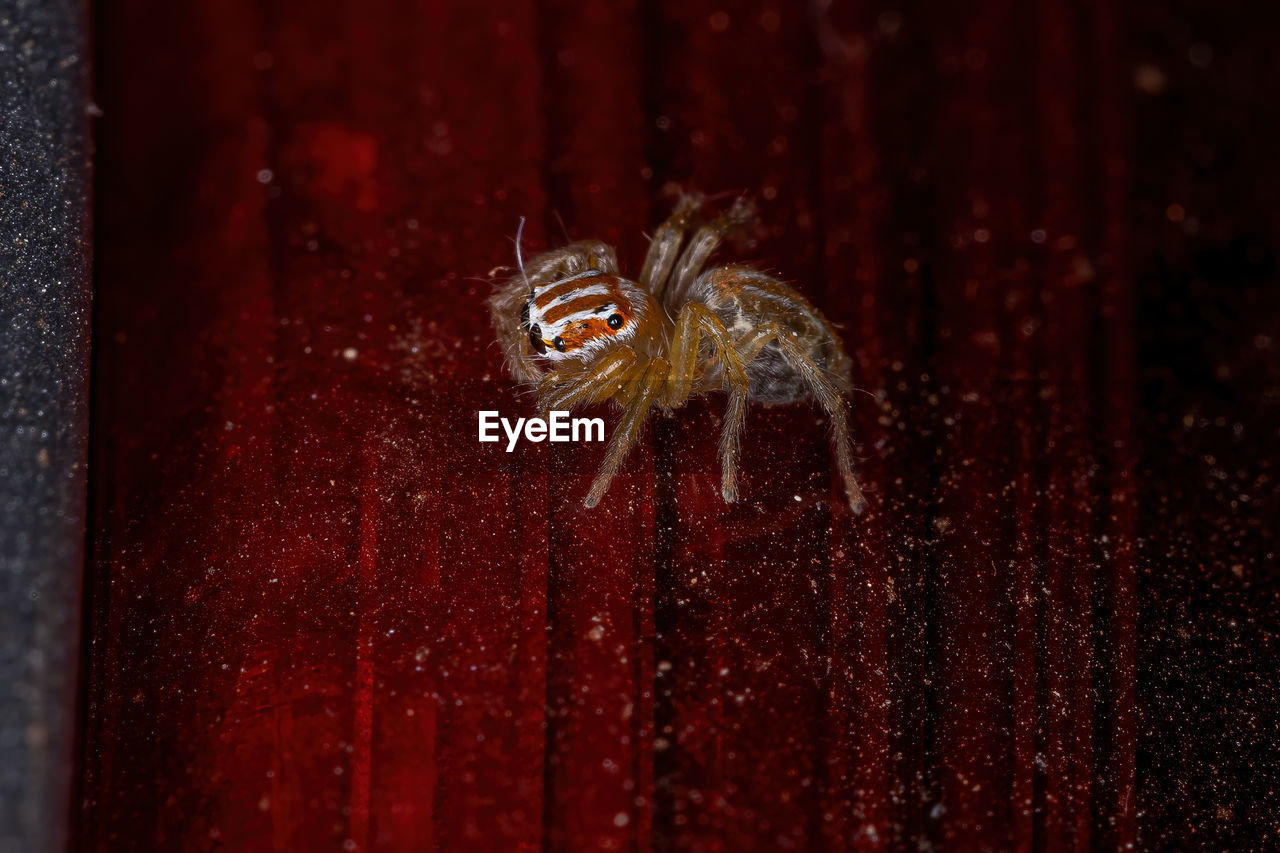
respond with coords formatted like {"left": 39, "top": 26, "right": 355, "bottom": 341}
{"left": 687, "top": 265, "right": 853, "bottom": 403}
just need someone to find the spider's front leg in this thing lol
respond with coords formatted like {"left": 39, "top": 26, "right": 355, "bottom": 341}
{"left": 664, "top": 303, "right": 750, "bottom": 503}
{"left": 584, "top": 356, "right": 670, "bottom": 508}
{"left": 535, "top": 347, "right": 639, "bottom": 415}
{"left": 735, "top": 323, "right": 866, "bottom": 513}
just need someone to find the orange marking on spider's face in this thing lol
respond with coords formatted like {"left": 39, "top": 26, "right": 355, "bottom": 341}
{"left": 552, "top": 317, "right": 617, "bottom": 351}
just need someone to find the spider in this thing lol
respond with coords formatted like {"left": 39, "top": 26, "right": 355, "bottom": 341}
{"left": 488, "top": 194, "right": 865, "bottom": 512}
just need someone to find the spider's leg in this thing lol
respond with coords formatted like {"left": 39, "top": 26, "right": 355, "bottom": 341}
{"left": 640, "top": 193, "right": 704, "bottom": 299}
{"left": 737, "top": 323, "right": 865, "bottom": 514}
{"left": 664, "top": 303, "right": 749, "bottom": 503}
{"left": 733, "top": 323, "right": 781, "bottom": 366}
{"left": 536, "top": 347, "right": 638, "bottom": 415}
{"left": 665, "top": 197, "right": 756, "bottom": 309}
{"left": 585, "top": 357, "right": 670, "bottom": 508}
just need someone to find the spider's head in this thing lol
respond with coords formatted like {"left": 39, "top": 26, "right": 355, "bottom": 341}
{"left": 521, "top": 271, "right": 650, "bottom": 362}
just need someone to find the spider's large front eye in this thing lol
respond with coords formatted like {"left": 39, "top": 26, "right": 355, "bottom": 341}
{"left": 607, "top": 313, "right": 624, "bottom": 330}
{"left": 553, "top": 336, "right": 567, "bottom": 352}
{"left": 520, "top": 301, "right": 530, "bottom": 329}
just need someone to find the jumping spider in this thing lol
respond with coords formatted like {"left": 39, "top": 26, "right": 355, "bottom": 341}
{"left": 488, "top": 194, "right": 865, "bottom": 512}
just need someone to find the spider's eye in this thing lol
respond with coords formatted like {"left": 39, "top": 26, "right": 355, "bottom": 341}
{"left": 607, "top": 313, "right": 624, "bottom": 330}
{"left": 553, "top": 336, "right": 567, "bottom": 352}
{"left": 520, "top": 301, "right": 530, "bottom": 329}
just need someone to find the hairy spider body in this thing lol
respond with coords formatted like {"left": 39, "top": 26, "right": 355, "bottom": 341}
{"left": 686, "top": 265, "right": 853, "bottom": 404}
{"left": 488, "top": 195, "right": 865, "bottom": 512}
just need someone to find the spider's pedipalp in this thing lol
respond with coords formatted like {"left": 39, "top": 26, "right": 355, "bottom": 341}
{"left": 536, "top": 347, "right": 640, "bottom": 416}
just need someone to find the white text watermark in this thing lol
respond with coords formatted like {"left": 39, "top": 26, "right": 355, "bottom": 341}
{"left": 478, "top": 411, "right": 605, "bottom": 452}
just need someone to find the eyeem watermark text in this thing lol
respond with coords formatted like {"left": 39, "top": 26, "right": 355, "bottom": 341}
{"left": 478, "top": 411, "right": 605, "bottom": 452}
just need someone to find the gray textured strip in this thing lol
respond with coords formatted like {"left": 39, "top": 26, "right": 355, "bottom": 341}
{"left": 0, "top": 0, "right": 92, "bottom": 850}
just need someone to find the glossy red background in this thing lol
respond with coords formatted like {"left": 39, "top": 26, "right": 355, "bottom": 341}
{"left": 81, "top": 1, "right": 1277, "bottom": 850}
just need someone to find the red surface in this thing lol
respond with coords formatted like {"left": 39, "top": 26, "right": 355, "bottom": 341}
{"left": 80, "top": 1, "right": 1277, "bottom": 850}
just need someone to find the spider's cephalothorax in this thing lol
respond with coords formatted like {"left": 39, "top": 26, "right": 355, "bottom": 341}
{"left": 488, "top": 194, "right": 865, "bottom": 512}
{"left": 524, "top": 271, "right": 650, "bottom": 361}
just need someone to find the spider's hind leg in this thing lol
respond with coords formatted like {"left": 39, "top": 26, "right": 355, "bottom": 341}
{"left": 736, "top": 323, "right": 866, "bottom": 513}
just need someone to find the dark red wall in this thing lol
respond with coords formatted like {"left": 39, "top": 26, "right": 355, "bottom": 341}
{"left": 82, "top": 1, "right": 1277, "bottom": 850}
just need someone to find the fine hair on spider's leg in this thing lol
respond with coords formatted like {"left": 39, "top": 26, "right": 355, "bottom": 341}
{"left": 663, "top": 302, "right": 750, "bottom": 502}
{"left": 537, "top": 348, "right": 639, "bottom": 415}
{"left": 665, "top": 197, "right": 757, "bottom": 310}
{"left": 584, "top": 357, "right": 671, "bottom": 508}
{"left": 736, "top": 322, "right": 866, "bottom": 513}
{"left": 639, "top": 192, "right": 705, "bottom": 299}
